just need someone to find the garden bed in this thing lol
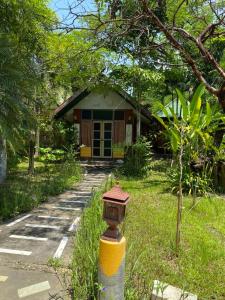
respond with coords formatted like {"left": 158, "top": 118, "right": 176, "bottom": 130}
{"left": 0, "top": 160, "right": 81, "bottom": 220}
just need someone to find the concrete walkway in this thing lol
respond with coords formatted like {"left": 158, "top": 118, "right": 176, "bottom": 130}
{"left": 0, "top": 166, "right": 110, "bottom": 300}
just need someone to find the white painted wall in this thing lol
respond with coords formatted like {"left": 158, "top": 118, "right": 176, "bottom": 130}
{"left": 64, "top": 91, "right": 134, "bottom": 121}
{"left": 74, "top": 91, "right": 133, "bottom": 110}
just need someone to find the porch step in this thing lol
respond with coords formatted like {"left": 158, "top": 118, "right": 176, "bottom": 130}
{"left": 80, "top": 159, "right": 123, "bottom": 168}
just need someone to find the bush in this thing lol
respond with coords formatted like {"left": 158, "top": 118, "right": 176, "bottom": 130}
{"left": 169, "top": 162, "right": 213, "bottom": 196}
{"left": 0, "top": 161, "right": 81, "bottom": 220}
{"left": 7, "top": 150, "right": 22, "bottom": 170}
{"left": 38, "top": 147, "right": 66, "bottom": 163}
{"left": 40, "top": 121, "right": 79, "bottom": 149}
{"left": 121, "top": 137, "right": 152, "bottom": 177}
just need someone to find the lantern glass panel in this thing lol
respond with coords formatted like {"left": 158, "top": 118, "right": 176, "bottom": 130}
{"left": 108, "top": 206, "right": 119, "bottom": 220}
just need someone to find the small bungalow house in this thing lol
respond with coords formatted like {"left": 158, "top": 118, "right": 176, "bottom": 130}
{"left": 54, "top": 87, "right": 151, "bottom": 159}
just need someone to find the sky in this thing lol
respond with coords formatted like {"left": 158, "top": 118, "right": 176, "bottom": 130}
{"left": 49, "top": 0, "right": 96, "bottom": 24}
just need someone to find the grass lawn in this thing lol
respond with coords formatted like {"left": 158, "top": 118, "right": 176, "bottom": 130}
{"left": 121, "top": 159, "right": 225, "bottom": 300}
{"left": 71, "top": 159, "right": 224, "bottom": 299}
{"left": 0, "top": 160, "right": 81, "bottom": 220}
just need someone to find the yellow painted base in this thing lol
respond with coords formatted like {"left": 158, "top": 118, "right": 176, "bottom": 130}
{"left": 99, "top": 237, "right": 126, "bottom": 277}
{"left": 113, "top": 149, "right": 124, "bottom": 159}
{"left": 80, "top": 147, "right": 91, "bottom": 157}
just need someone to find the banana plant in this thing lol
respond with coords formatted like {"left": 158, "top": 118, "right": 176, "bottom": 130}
{"left": 153, "top": 84, "right": 225, "bottom": 252}
{"left": 154, "top": 84, "right": 225, "bottom": 159}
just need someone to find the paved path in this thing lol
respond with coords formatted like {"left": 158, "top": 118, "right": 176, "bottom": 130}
{"left": 0, "top": 166, "right": 110, "bottom": 300}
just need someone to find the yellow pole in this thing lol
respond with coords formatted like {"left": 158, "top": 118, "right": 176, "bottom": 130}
{"left": 98, "top": 237, "right": 126, "bottom": 300}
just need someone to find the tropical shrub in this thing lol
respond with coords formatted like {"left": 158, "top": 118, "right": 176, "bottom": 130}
{"left": 169, "top": 162, "right": 213, "bottom": 196}
{"left": 154, "top": 84, "right": 225, "bottom": 195}
{"left": 121, "top": 137, "right": 152, "bottom": 177}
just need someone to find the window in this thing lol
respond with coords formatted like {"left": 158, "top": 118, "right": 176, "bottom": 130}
{"left": 93, "top": 140, "right": 100, "bottom": 147}
{"left": 114, "top": 110, "right": 125, "bottom": 120}
{"left": 94, "top": 123, "right": 100, "bottom": 130}
{"left": 94, "top": 131, "right": 100, "bottom": 139}
{"left": 104, "top": 132, "right": 111, "bottom": 139}
{"left": 93, "top": 148, "right": 100, "bottom": 156}
{"left": 104, "top": 149, "right": 111, "bottom": 157}
{"left": 104, "top": 123, "right": 112, "bottom": 131}
{"left": 93, "top": 110, "right": 113, "bottom": 120}
{"left": 104, "top": 140, "right": 111, "bottom": 148}
{"left": 82, "top": 110, "right": 92, "bottom": 119}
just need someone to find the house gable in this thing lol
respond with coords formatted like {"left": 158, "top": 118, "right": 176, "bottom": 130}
{"left": 54, "top": 87, "right": 151, "bottom": 122}
{"left": 74, "top": 90, "right": 133, "bottom": 110}
{"left": 64, "top": 90, "right": 133, "bottom": 122}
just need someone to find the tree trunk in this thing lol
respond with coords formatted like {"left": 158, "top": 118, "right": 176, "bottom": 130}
{"left": 176, "top": 127, "right": 183, "bottom": 254}
{"left": 0, "top": 138, "right": 7, "bottom": 183}
{"left": 192, "top": 183, "right": 197, "bottom": 208}
{"left": 217, "top": 82, "right": 225, "bottom": 111}
{"left": 214, "top": 85, "right": 225, "bottom": 146}
{"left": 176, "top": 184, "right": 183, "bottom": 253}
{"left": 136, "top": 107, "right": 141, "bottom": 138}
{"left": 28, "top": 139, "right": 35, "bottom": 175}
{"left": 34, "top": 126, "right": 40, "bottom": 158}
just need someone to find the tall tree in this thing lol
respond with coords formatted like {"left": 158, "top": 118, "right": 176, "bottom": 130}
{"left": 0, "top": 0, "right": 57, "bottom": 181}
{"left": 0, "top": 34, "right": 31, "bottom": 182}
{"left": 110, "top": 64, "right": 164, "bottom": 136}
{"left": 66, "top": 0, "right": 225, "bottom": 109}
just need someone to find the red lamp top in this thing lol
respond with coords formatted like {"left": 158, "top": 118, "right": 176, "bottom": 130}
{"left": 103, "top": 183, "right": 129, "bottom": 204}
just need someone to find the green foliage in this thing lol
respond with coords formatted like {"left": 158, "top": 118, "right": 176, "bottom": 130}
{"left": 0, "top": 161, "right": 81, "bottom": 220}
{"left": 40, "top": 121, "right": 79, "bottom": 150}
{"left": 38, "top": 147, "right": 66, "bottom": 163}
{"left": 96, "top": 1, "right": 225, "bottom": 90}
{"left": 154, "top": 85, "right": 224, "bottom": 194}
{"left": 7, "top": 148, "right": 23, "bottom": 170}
{"left": 0, "top": 34, "right": 34, "bottom": 149}
{"left": 0, "top": 1, "right": 57, "bottom": 150}
{"left": 37, "top": 122, "right": 79, "bottom": 164}
{"left": 110, "top": 65, "right": 165, "bottom": 104}
{"left": 169, "top": 163, "right": 213, "bottom": 196}
{"left": 121, "top": 137, "right": 152, "bottom": 178}
{"left": 48, "top": 258, "right": 63, "bottom": 269}
{"left": 43, "top": 31, "right": 107, "bottom": 89}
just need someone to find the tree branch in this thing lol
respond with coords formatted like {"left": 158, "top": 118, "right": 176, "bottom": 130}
{"left": 173, "top": 24, "right": 225, "bottom": 81}
{"left": 172, "top": 0, "right": 187, "bottom": 27}
{"left": 140, "top": 0, "right": 219, "bottom": 96}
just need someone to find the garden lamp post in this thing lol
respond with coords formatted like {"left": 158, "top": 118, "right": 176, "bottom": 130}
{"left": 98, "top": 183, "right": 129, "bottom": 300}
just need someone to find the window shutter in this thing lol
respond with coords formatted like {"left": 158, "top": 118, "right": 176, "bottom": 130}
{"left": 81, "top": 120, "right": 92, "bottom": 146}
{"left": 114, "top": 120, "right": 125, "bottom": 145}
